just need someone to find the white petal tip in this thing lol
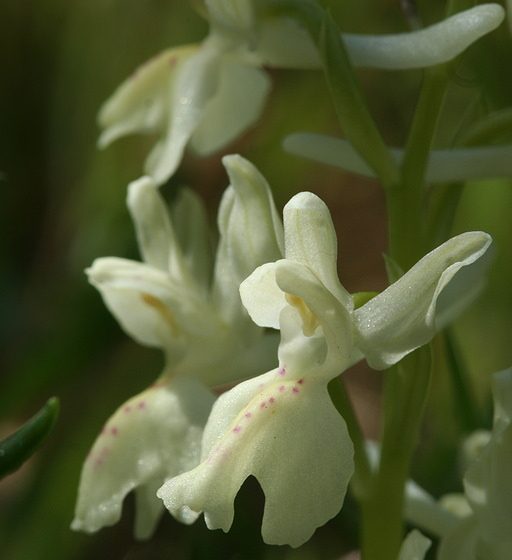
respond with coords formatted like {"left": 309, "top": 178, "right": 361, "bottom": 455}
{"left": 284, "top": 191, "right": 325, "bottom": 211}
{"left": 127, "top": 176, "right": 158, "bottom": 209}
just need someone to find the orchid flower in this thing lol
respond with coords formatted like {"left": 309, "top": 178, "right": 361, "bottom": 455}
{"left": 158, "top": 180, "right": 491, "bottom": 546}
{"left": 98, "top": 1, "right": 504, "bottom": 185}
{"left": 72, "top": 155, "right": 282, "bottom": 538}
{"left": 438, "top": 369, "right": 512, "bottom": 560}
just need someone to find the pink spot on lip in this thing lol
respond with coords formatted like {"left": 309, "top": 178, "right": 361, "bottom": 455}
{"left": 278, "top": 367, "right": 286, "bottom": 376}
{"left": 279, "top": 385, "right": 286, "bottom": 392}
{"left": 292, "top": 387, "right": 300, "bottom": 394}
{"left": 269, "top": 397, "right": 275, "bottom": 404}
{"left": 110, "top": 427, "right": 118, "bottom": 436}
{"left": 123, "top": 405, "right": 132, "bottom": 413}
{"left": 232, "top": 426, "right": 242, "bottom": 433}
{"left": 138, "top": 401, "right": 146, "bottom": 410}
{"left": 245, "top": 412, "right": 252, "bottom": 418}
{"left": 260, "top": 402, "right": 267, "bottom": 409}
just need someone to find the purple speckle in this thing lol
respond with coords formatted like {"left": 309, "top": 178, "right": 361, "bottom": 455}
{"left": 232, "top": 426, "right": 242, "bottom": 433}
{"left": 278, "top": 367, "right": 286, "bottom": 377}
{"left": 245, "top": 412, "right": 252, "bottom": 419}
{"left": 110, "top": 427, "right": 118, "bottom": 436}
{"left": 292, "top": 387, "right": 300, "bottom": 394}
{"left": 138, "top": 401, "right": 146, "bottom": 410}
{"left": 279, "top": 385, "right": 286, "bottom": 392}
{"left": 260, "top": 402, "right": 267, "bottom": 409}
{"left": 123, "top": 405, "right": 132, "bottom": 414}
{"left": 269, "top": 397, "right": 275, "bottom": 404}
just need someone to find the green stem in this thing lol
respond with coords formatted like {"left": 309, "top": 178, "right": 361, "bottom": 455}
{"left": 361, "top": 348, "right": 431, "bottom": 560}
{"left": 329, "top": 377, "right": 373, "bottom": 498}
{"left": 388, "top": 66, "right": 449, "bottom": 270}
{"left": 260, "top": 0, "right": 399, "bottom": 187}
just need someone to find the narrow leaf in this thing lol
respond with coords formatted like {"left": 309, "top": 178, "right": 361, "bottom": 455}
{"left": 0, "top": 397, "right": 60, "bottom": 479}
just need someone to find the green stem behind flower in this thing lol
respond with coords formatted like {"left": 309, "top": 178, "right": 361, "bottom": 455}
{"left": 329, "top": 377, "right": 373, "bottom": 499}
{"left": 388, "top": 66, "right": 449, "bottom": 270}
{"left": 361, "top": 348, "right": 431, "bottom": 560}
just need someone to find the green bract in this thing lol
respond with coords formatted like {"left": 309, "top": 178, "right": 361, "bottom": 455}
{"left": 285, "top": 133, "right": 512, "bottom": 184}
{"left": 72, "top": 155, "right": 282, "bottom": 538}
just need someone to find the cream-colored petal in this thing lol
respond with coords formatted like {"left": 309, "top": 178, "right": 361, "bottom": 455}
{"left": 354, "top": 232, "right": 492, "bottom": 369}
{"left": 127, "top": 177, "right": 185, "bottom": 275}
{"left": 283, "top": 192, "right": 352, "bottom": 310}
{"left": 398, "top": 530, "right": 431, "bottom": 560}
{"left": 213, "top": 156, "right": 284, "bottom": 324}
{"left": 72, "top": 376, "right": 214, "bottom": 537}
{"left": 190, "top": 62, "right": 271, "bottom": 155}
{"left": 170, "top": 188, "right": 213, "bottom": 291}
{"left": 344, "top": 4, "right": 504, "bottom": 70}
{"left": 256, "top": 5, "right": 504, "bottom": 70}
{"left": 98, "top": 46, "right": 197, "bottom": 148}
{"left": 158, "top": 371, "right": 353, "bottom": 547}
{"left": 239, "top": 261, "right": 285, "bottom": 329}
{"left": 87, "top": 258, "right": 209, "bottom": 353}
{"left": 145, "top": 39, "right": 223, "bottom": 185}
{"left": 134, "top": 479, "right": 165, "bottom": 540}
{"left": 275, "top": 260, "right": 353, "bottom": 375}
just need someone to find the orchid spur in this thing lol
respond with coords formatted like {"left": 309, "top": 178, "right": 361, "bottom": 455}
{"left": 158, "top": 175, "right": 492, "bottom": 547}
{"left": 72, "top": 155, "right": 283, "bottom": 538}
{"left": 98, "top": 1, "right": 504, "bottom": 185}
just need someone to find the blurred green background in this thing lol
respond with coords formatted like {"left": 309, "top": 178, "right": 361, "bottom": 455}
{"left": 1, "top": 1, "right": 512, "bottom": 558}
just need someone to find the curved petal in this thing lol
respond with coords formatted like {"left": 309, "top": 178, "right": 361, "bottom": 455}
{"left": 87, "top": 258, "right": 210, "bottom": 352}
{"left": 98, "top": 46, "right": 197, "bottom": 148}
{"left": 145, "top": 38, "right": 223, "bottom": 185}
{"left": 275, "top": 260, "right": 353, "bottom": 375}
{"left": 127, "top": 177, "right": 184, "bottom": 275}
{"left": 256, "top": 5, "right": 504, "bottom": 70}
{"left": 190, "top": 62, "right": 271, "bottom": 155}
{"left": 398, "top": 530, "right": 431, "bottom": 560}
{"left": 158, "top": 373, "right": 353, "bottom": 547}
{"left": 72, "top": 375, "right": 215, "bottom": 538}
{"left": 239, "top": 261, "right": 286, "bottom": 329}
{"left": 283, "top": 192, "right": 352, "bottom": 310}
{"left": 171, "top": 188, "right": 213, "bottom": 290}
{"left": 344, "top": 4, "right": 504, "bottom": 70}
{"left": 354, "top": 232, "right": 492, "bottom": 370}
{"left": 213, "top": 156, "right": 284, "bottom": 323}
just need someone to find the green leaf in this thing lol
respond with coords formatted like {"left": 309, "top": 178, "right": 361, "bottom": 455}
{"left": 0, "top": 397, "right": 60, "bottom": 479}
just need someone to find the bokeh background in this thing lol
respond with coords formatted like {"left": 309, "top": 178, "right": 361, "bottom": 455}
{"left": 2, "top": 1, "right": 512, "bottom": 558}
